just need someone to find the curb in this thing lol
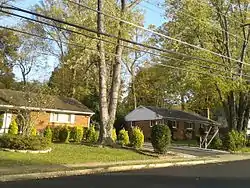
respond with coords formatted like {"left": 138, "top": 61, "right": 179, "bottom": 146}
{"left": 0, "top": 159, "right": 220, "bottom": 182}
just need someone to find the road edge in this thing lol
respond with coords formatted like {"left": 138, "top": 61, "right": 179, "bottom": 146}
{"left": 0, "top": 159, "right": 220, "bottom": 182}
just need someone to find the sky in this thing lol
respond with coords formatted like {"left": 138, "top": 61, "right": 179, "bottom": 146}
{"left": 2, "top": 0, "right": 165, "bottom": 82}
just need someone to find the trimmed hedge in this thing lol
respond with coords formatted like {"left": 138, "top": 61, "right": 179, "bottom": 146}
{"left": 59, "top": 126, "right": 70, "bottom": 143}
{"left": 44, "top": 126, "right": 53, "bottom": 142}
{"left": 86, "top": 126, "right": 99, "bottom": 143}
{"left": 70, "top": 126, "right": 84, "bottom": 143}
{"left": 118, "top": 129, "right": 130, "bottom": 146}
{"left": 8, "top": 119, "right": 18, "bottom": 135}
{"left": 130, "top": 127, "right": 144, "bottom": 149}
{"left": 0, "top": 134, "right": 51, "bottom": 150}
{"left": 208, "top": 136, "right": 222, "bottom": 150}
{"left": 151, "top": 124, "right": 171, "bottom": 154}
{"left": 52, "top": 126, "right": 61, "bottom": 142}
{"left": 111, "top": 129, "right": 117, "bottom": 142}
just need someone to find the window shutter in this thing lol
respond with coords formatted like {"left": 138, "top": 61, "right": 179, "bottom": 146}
{"left": 70, "top": 114, "right": 75, "bottom": 124}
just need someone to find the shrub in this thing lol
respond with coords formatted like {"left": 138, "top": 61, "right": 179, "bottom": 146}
{"left": 130, "top": 127, "right": 144, "bottom": 149}
{"left": 82, "top": 127, "right": 88, "bottom": 141}
{"left": 0, "top": 134, "right": 51, "bottom": 150}
{"left": 117, "top": 129, "right": 130, "bottom": 146}
{"left": 59, "top": 126, "right": 70, "bottom": 143}
{"left": 31, "top": 127, "right": 37, "bottom": 136}
{"left": 223, "top": 130, "right": 247, "bottom": 151}
{"left": 8, "top": 119, "right": 18, "bottom": 135}
{"left": 111, "top": 129, "right": 117, "bottom": 142}
{"left": 208, "top": 136, "right": 222, "bottom": 150}
{"left": 44, "top": 126, "right": 53, "bottom": 142}
{"left": 86, "top": 126, "right": 98, "bottom": 143}
{"left": 70, "top": 126, "right": 84, "bottom": 143}
{"left": 0, "top": 114, "right": 4, "bottom": 129}
{"left": 51, "top": 126, "right": 61, "bottom": 142}
{"left": 151, "top": 124, "right": 171, "bottom": 154}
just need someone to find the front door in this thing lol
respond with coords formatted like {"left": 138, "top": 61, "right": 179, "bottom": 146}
{"left": 0, "top": 113, "right": 12, "bottom": 134}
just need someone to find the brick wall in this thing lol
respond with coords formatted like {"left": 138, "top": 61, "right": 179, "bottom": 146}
{"left": 30, "top": 111, "right": 90, "bottom": 131}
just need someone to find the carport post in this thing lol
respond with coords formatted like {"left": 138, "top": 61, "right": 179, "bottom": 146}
{"left": 207, "top": 126, "right": 219, "bottom": 148}
{"left": 201, "top": 126, "right": 212, "bottom": 148}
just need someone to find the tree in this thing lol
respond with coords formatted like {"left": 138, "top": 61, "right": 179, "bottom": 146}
{"left": 158, "top": 0, "right": 250, "bottom": 130}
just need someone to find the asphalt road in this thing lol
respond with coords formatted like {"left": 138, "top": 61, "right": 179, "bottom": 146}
{"left": 2, "top": 160, "right": 250, "bottom": 188}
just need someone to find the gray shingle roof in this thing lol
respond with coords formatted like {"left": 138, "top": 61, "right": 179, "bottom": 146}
{"left": 0, "top": 89, "right": 94, "bottom": 114}
{"left": 145, "top": 106, "right": 219, "bottom": 125}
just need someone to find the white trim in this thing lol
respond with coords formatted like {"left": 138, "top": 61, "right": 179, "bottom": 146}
{"left": 0, "top": 104, "right": 94, "bottom": 115}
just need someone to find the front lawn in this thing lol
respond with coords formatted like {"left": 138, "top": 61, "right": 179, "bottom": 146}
{"left": 0, "top": 143, "right": 153, "bottom": 167}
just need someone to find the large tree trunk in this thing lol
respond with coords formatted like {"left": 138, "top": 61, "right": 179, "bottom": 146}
{"left": 97, "top": 0, "right": 109, "bottom": 144}
{"left": 107, "top": 0, "right": 126, "bottom": 144}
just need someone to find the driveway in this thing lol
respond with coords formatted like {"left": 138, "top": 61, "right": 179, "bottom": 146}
{"left": 2, "top": 159, "right": 250, "bottom": 188}
{"left": 144, "top": 142, "right": 229, "bottom": 157}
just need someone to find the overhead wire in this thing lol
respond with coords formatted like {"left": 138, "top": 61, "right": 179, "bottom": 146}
{"left": 66, "top": 0, "right": 245, "bottom": 65}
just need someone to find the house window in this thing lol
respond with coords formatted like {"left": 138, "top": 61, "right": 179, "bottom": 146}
{"left": 184, "top": 122, "right": 193, "bottom": 130}
{"left": 50, "top": 113, "right": 75, "bottom": 123}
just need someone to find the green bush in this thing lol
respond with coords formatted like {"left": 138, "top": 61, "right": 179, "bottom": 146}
{"left": 51, "top": 126, "right": 61, "bottom": 142}
{"left": 59, "top": 126, "right": 70, "bottom": 143}
{"left": 8, "top": 119, "right": 18, "bottom": 135}
{"left": 70, "top": 126, "right": 84, "bottom": 143}
{"left": 44, "top": 126, "right": 53, "bottom": 142}
{"left": 223, "top": 130, "right": 247, "bottom": 151}
{"left": 0, "top": 114, "right": 4, "bottom": 129}
{"left": 131, "top": 127, "right": 144, "bottom": 149}
{"left": 31, "top": 127, "right": 37, "bottom": 136}
{"left": 0, "top": 134, "right": 51, "bottom": 150}
{"left": 151, "top": 124, "right": 171, "bottom": 154}
{"left": 118, "top": 129, "right": 130, "bottom": 146}
{"left": 82, "top": 127, "right": 88, "bottom": 141}
{"left": 86, "top": 126, "right": 98, "bottom": 143}
{"left": 208, "top": 136, "right": 222, "bottom": 150}
{"left": 111, "top": 129, "right": 117, "bottom": 142}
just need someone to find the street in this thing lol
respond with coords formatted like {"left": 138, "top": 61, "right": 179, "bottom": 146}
{"left": 1, "top": 159, "right": 250, "bottom": 188}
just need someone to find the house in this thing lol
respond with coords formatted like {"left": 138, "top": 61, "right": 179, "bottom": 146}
{"left": 0, "top": 89, "right": 94, "bottom": 134}
{"left": 124, "top": 106, "right": 220, "bottom": 140}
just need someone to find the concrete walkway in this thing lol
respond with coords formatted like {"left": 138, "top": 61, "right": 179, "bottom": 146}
{"left": 144, "top": 142, "right": 229, "bottom": 157}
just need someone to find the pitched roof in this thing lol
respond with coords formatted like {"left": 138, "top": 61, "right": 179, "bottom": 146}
{"left": 0, "top": 89, "right": 94, "bottom": 114}
{"left": 145, "top": 106, "right": 219, "bottom": 125}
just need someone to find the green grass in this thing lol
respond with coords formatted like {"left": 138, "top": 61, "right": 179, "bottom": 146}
{"left": 237, "top": 147, "right": 250, "bottom": 153}
{"left": 172, "top": 140, "right": 198, "bottom": 146}
{"left": 0, "top": 143, "right": 153, "bottom": 167}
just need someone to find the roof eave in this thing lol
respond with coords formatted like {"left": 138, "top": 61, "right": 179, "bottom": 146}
{"left": 0, "top": 105, "right": 95, "bottom": 115}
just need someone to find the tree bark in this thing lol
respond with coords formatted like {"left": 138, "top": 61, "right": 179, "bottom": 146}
{"left": 107, "top": 0, "right": 126, "bottom": 144}
{"left": 97, "top": 0, "right": 109, "bottom": 144}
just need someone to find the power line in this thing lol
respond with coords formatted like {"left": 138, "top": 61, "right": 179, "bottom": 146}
{"left": 67, "top": 0, "right": 245, "bottom": 65}
{"left": 2, "top": 5, "right": 250, "bottom": 80}
{"left": 3, "top": 24, "right": 250, "bottom": 80}
{"left": 143, "top": 0, "right": 248, "bottom": 43}
{"left": 0, "top": 5, "right": 238, "bottom": 71}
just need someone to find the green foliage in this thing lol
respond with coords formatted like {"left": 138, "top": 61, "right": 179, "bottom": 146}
{"left": 8, "top": 119, "right": 18, "bottom": 135}
{"left": 208, "top": 136, "right": 222, "bottom": 150}
{"left": 130, "top": 127, "right": 144, "bottom": 149}
{"left": 0, "top": 114, "right": 3, "bottom": 129}
{"left": 82, "top": 127, "right": 88, "bottom": 141}
{"left": 85, "top": 126, "right": 98, "bottom": 144}
{"left": 70, "top": 126, "right": 84, "bottom": 143}
{"left": 0, "top": 134, "right": 51, "bottom": 150}
{"left": 31, "top": 127, "right": 37, "bottom": 136}
{"left": 151, "top": 124, "right": 171, "bottom": 154}
{"left": 223, "top": 130, "right": 246, "bottom": 151}
{"left": 51, "top": 126, "right": 61, "bottom": 142}
{"left": 118, "top": 129, "right": 130, "bottom": 146}
{"left": 43, "top": 126, "right": 53, "bottom": 142}
{"left": 59, "top": 126, "right": 70, "bottom": 143}
{"left": 111, "top": 129, "right": 117, "bottom": 142}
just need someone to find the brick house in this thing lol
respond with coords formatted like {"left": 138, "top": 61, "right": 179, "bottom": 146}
{"left": 125, "top": 106, "right": 220, "bottom": 140}
{"left": 0, "top": 89, "right": 94, "bottom": 134}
